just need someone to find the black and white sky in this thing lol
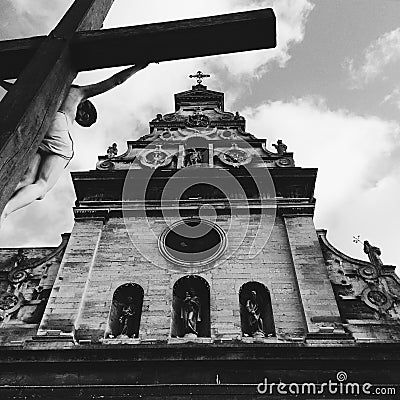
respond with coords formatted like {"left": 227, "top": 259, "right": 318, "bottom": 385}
{"left": 0, "top": 0, "right": 399, "bottom": 270}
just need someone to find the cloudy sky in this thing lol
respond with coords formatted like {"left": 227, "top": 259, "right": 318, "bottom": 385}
{"left": 0, "top": 0, "right": 399, "bottom": 270}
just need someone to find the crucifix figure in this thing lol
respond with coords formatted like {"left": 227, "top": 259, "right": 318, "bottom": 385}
{"left": 0, "top": 63, "right": 147, "bottom": 227}
{"left": 0, "top": 1, "right": 276, "bottom": 222}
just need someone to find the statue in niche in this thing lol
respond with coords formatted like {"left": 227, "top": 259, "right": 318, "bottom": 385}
{"left": 107, "top": 143, "right": 118, "bottom": 158}
{"left": 181, "top": 289, "right": 201, "bottom": 336}
{"left": 363, "top": 240, "right": 383, "bottom": 267}
{"left": 272, "top": 139, "right": 287, "bottom": 155}
{"left": 118, "top": 296, "right": 137, "bottom": 338}
{"left": 185, "top": 148, "right": 204, "bottom": 166}
{"left": 245, "top": 290, "right": 265, "bottom": 337}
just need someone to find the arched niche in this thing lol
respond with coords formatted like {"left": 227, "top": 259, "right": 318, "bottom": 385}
{"left": 107, "top": 283, "right": 144, "bottom": 339}
{"left": 171, "top": 275, "right": 210, "bottom": 338}
{"left": 239, "top": 281, "right": 275, "bottom": 337}
{"left": 184, "top": 136, "right": 209, "bottom": 166}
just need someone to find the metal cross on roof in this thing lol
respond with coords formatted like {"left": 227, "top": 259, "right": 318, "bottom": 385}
{"left": 189, "top": 71, "right": 211, "bottom": 84}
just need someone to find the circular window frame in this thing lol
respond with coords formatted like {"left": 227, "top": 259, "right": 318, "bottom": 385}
{"left": 158, "top": 219, "right": 227, "bottom": 268}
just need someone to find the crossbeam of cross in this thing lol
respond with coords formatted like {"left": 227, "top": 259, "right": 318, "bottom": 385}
{"left": 0, "top": 0, "right": 276, "bottom": 216}
{"left": 189, "top": 71, "right": 211, "bottom": 85}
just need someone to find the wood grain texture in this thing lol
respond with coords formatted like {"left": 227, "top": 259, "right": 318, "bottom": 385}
{"left": 0, "top": 8, "right": 276, "bottom": 78}
{"left": 0, "top": 0, "right": 115, "bottom": 214}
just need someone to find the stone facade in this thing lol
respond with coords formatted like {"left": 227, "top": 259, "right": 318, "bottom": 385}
{"left": 0, "top": 80, "right": 399, "bottom": 399}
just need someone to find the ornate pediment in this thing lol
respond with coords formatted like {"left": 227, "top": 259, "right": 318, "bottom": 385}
{"left": 149, "top": 106, "right": 245, "bottom": 132}
{"left": 95, "top": 76, "right": 295, "bottom": 171}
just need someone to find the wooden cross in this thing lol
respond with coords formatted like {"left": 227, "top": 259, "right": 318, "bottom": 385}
{"left": 0, "top": 0, "right": 276, "bottom": 215}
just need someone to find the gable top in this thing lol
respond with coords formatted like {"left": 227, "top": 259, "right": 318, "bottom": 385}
{"left": 95, "top": 78, "right": 296, "bottom": 172}
{"left": 174, "top": 84, "right": 224, "bottom": 111}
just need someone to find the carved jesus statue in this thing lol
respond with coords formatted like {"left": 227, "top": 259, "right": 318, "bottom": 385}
{"left": 0, "top": 62, "right": 148, "bottom": 228}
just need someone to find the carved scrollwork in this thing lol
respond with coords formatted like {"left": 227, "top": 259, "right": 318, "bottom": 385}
{"left": 361, "top": 286, "right": 393, "bottom": 314}
{"left": 8, "top": 269, "right": 29, "bottom": 284}
{"left": 0, "top": 292, "right": 23, "bottom": 320}
{"left": 97, "top": 160, "right": 115, "bottom": 170}
{"left": 358, "top": 265, "right": 379, "bottom": 281}
{"left": 275, "top": 157, "right": 294, "bottom": 167}
{"left": 6, "top": 249, "right": 31, "bottom": 284}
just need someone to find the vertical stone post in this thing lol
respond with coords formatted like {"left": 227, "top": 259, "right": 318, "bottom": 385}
{"left": 283, "top": 215, "right": 346, "bottom": 337}
{"left": 37, "top": 220, "right": 103, "bottom": 338}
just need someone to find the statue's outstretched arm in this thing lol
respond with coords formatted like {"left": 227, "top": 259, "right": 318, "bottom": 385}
{"left": 0, "top": 80, "right": 14, "bottom": 91}
{"left": 80, "top": 62, "right": 149, "bottom": 99}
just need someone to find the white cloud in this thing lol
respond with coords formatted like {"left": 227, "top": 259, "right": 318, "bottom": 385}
{"left": 345, "top": 27, "right": 400, "bottom": 88}
{"left": 382, "top": 86, "right": 400, "bottom": 110}
{"left": 103, "top": 0, "right": 314, "bottom": 77}
{"left": 0, "top": 0, "right": 72, "bottom": 39}
{"left": 243, "top": 97, "right": 400, "bottom": 267}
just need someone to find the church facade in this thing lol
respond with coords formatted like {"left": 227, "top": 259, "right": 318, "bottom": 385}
{"left": 0, "top": 76, "right": 399, "bottom": 399}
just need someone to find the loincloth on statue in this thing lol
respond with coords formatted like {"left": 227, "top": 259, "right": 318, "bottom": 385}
{"left": 38, "top": 111, "right": 74, "bottom": 161}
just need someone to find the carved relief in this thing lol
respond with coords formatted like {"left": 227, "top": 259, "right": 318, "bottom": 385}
{"left": 361, "top": 286, "right": 394, "bottom": 315}
{"left": 0, "top": 238, "right": 67, "bottom": 327}
{"left": 139, "top": 145, "right": 174, "bottom": 169}
{"left": 320, "top": 232, "right": 400, "bottom": 321}
{"left": 186, "top": 112, "right": 210, "bottom": 128}
{"left": 326, "top": 259, "right": 352, "bottom": 287}
{"left": 0, "top": 292, "right": 22, "bottom": 322}
{"left": 184, "top": 148, "right": 207, "bottom": 166}
{"left": 218, "top": 144, "right": 251, "bottom": 167}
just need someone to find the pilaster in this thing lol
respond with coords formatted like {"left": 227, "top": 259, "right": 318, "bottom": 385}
{"left": 37, "top": 220, "right": 104, "bottom": 338}
{"left": 283, "top": 215, "right": 349, "bottom": 338}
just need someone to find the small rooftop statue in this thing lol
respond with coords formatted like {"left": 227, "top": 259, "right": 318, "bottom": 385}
{"left": 12, "top": 249, "right": 27, "bottom": 269}
{"left": 234, "top": 111, "right": 245, "bottom": 121}
{"left": 363, "top": 240, "right": 383, "bottom": 267}
{"left": 107, "top": 143, "right": 118, "bottom": 158}
{"left": 272, "top": 139, "right": 287, "bottom": 155}
{"left": 353, "top": 235, "right": 383, "bottom": 267}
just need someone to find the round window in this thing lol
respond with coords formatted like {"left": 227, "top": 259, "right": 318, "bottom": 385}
{"left": 158, "top": 219, "right": 227, "bottom": 267}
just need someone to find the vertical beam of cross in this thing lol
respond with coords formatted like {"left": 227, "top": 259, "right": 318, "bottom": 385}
{"left": 0, "top": 0, "right": 115, "bottom": 216}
